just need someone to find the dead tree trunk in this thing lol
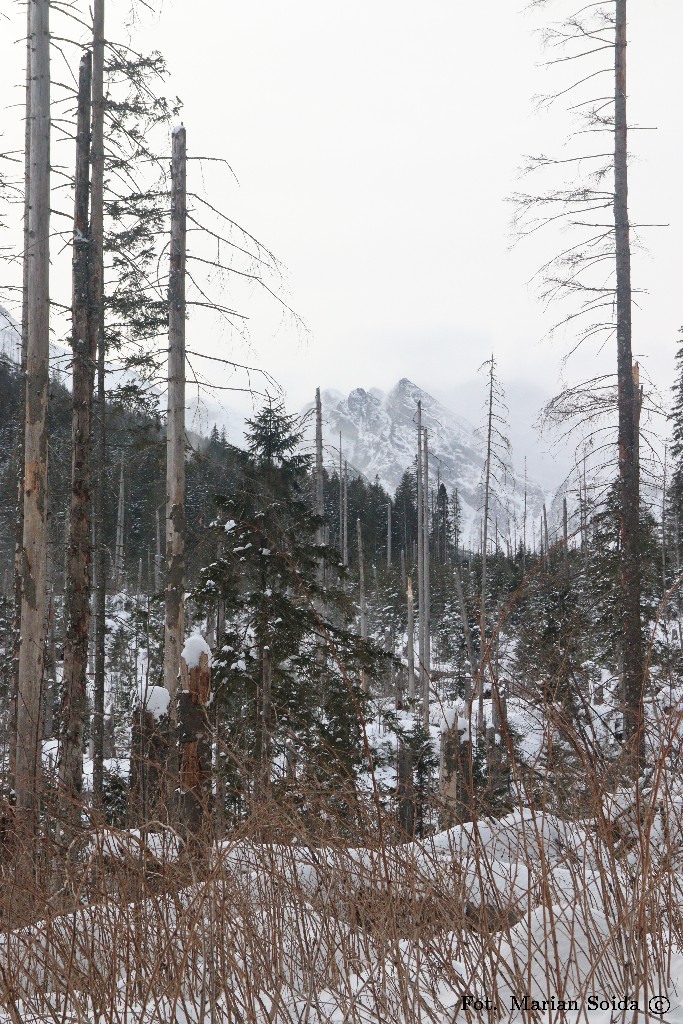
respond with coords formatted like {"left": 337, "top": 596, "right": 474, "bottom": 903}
{"left": 255, "top": 646, "right": 273, "bottom": 803}
{"left": 407, "top": 576, "right": 415, "bottom": 700}
{"left": 177, "top": 638, "right": 212, "bottom": 837}
{"left": 338, "top": 432, "right": 343, "bottom": 556}
{"left": 164, "top": 125, "right": 187, "bottom": 718}
{"left": 416, "top": 403, "right": 425, "bottom": 711}
{"left": 422, "top": 429, "right": 431, "bottom": 731}
{"left": 16, "top": 0, "right": 51, "bottom": 826}
{"left": 357, "top": 518, "right": 368, "bottom": 693}
{"left": 479, "top": 360, "right": 494, "bottom": 735}
{"left": 90, "top": 0, "right": 106, "bottom": 807}
{"left": 59, "top": 50, "right": 94, "bottom": 824}
{"left": 10, "top": 1, "right": 33, "bottom": 787}
{"left": 114, "top": 460, "right": 125, "bottom": 590}
{"left": 615, "top": 0, "right": 643, "bottom": 771}
{"left": 342, "top": 461, "right": 348, "bottom": 566}
{"left": 387, "top": 502, "right": 392, "bottom": 569}
{"left": 315, "top": 388, "right": 324, "bottom": 532}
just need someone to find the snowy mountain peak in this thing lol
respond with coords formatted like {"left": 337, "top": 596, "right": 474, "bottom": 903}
{"left": 313, "top": 379, "right": 547, "bottom": 547}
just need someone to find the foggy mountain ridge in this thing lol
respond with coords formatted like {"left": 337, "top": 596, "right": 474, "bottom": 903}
{"left": 306, "top": 378, "right": 552, "bottom": 548}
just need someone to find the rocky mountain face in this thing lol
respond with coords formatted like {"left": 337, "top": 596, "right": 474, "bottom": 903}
{"left": 0, "top": 306, "right": 21, "bottom": 365}
{"left": 314, "top": 378, "right": 548, "bottom": 547}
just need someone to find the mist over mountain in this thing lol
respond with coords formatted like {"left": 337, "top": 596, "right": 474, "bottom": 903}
{"left": 307, "top": 378, "right": 549, "bottom": 547}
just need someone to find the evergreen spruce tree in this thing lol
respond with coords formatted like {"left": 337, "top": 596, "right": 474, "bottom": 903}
{"left": 197, "top": 401, "right": 381, "bottom": 831}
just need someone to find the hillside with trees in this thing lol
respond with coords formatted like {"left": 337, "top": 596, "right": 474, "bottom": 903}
{"left": 1, "top": 1, "right": 683, "bottom": 1022}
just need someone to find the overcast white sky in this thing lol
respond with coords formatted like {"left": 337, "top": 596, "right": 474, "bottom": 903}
{"left": 1, "top": 0, "right": 682, "bottom": 430}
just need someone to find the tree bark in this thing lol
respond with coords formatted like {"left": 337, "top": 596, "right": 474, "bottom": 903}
{"left": 177, "top": 642, "right": 212, "bottom": 837}
{"left": 387, "top": 502, "right": 392, "bottom": 569}
{"left": 357, "top": 519, "right": 368, "bottom": 693}
{"left": 407, "top": 576, "right": 415, "bottom": 700}
{"left": 422, "top": 429, "right": 431, "bottom": 731}
{"left": 60, "top": 50, "right": 94, "bottom": 825}
{"left": 614, "top": 0, "right": 643, "bottom": 770}
{"left": 479, "top": 360, "right": 494, "bottom": 735}
{"left": 164, "top": 125, "right": 187, "bottom": 729}
{"left": 416, "top": 403, "right": 425, "bottom": 709}
{"left": 90, "top": 0, "right": 106, "bottom": 807}
{"left": 10, "top": 1, "right": 33, "bottom": 788}
{"left": 16, "top": 0, "right": 51, "bottom": 827}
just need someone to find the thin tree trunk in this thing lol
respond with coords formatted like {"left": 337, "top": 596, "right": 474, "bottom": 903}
{"left": 407, "top": 576, "right": 415, "bottom": 700}
{"left": 357, "top": 519, "right": 368, "bottom": 693}
{"left": 479, "top": 361, "right": 494, "bottom": 735}
{"left": 177, "top": 639, "right": 212, "bottom": 837}
{"left": 10, "top": 2, "right": 33, "bottom": 787}
{"left": 155, "top": 508, "right": 162, "bottom": 593}
{"left": 315, "top": 388, "right": 324, "bottom": 534}
{"left": 615, "top": 0, "right": 643, "bottom": 769}
{"left": 114, "top": 460, "right": 124, "bottom": 589}
{"left": 416, "top": 403, "right": 424, "bottom": 711}
{"left": 90, "top": 0, "right": 106, "bottom": 807}
{"left": 16, "top": 0, "right": 51, "bottom": 826}
{"left": 422, "top": 429, "right": 430, "bottom": 731}
{"left": 387, "top": 502, "right": 392, "bottom": 569}
{"left": 60, "top": 50, "right": 94, "bottom": 825}
{"left": 342, "top": 461, "right": 348, "bottom": 566}
{"left": 256, "top": 645, "right": 272, "bottom": 802}
{"left": 338, "top": 432, "right": 343, "bottom": 555}
{"left": 164, "top": 125, "right": 187, "bottom": 735}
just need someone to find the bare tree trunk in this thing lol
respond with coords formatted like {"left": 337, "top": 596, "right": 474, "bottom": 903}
{"left": 114, "top": 460, "right": 125, "bottom": 589}
{"left": 177, "top": 639, "right": 212, "bottom": 837}
{"left": 164, "top": 125, "right": 187, "bottom": 735}
{"left": 400, "top": 547, "right": 406, "bottom": 591}
{"left": 155, "top": 508, "right": 162, "bottom": 593}
{"left": 315, "top": 388, "right": 324, "bottom": 531}
{"left": 479, "top": 361, "right": 494, "bottom": 735}
{"left": 357, "top": 518, "right": 368, "bottom": 693}
{"left": 255, "top": 646, "right": 272, "bottom": 802}
{"left": 342, "top": 461, "right": 348, "bottom": 566}
{"left": 614, "top": 0, "right": 643, "bottom": 770}
{"left": 407, "top": 576, "right": 415, "bottom": 700}
{"left": 387, "top": 502, "right": 392, "bottom": 569}
{"left": 422, "top": 429, "right": 431, "bottom": 731}
{"left": 338, "top": 432, "right": 343, "bottom": 556}
{"left": 563, "top": 495, "right": 568, "bottom": 563}
{"left": 10, "top": 2, "right": 33, "bottom": 787}
{"left": 59, "top": 51, "right": 94, "bottom": 824}
{"left": 416, "top": 403, "right": 425, "bottom": 710}
{"left": 90, "top": 0, "right": 106, "bottom": 807}
{"left": 16, "top": 0, "right": 51, "bottom": 827}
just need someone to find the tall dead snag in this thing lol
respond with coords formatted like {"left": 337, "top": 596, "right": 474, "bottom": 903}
{"left": 440, "top": 714, "right": 471, "bottom": 826}
{"left": 90, "top": 0, "right": 106, "bottom": 807}
{"left": 422, "top": 428, "right": 431, "bottom": 731}
{"left": 164, "top": 125, "right": 187, "bottom": 716}
{"left": 177, "top": 635, "right": 212, "bottom": 837}
{"left": 357, "top": 518, "right": 368, "bottom": 693}
{"left": 254, "top": 646, "right": 273, "bottom": 804}
{"left": 406, "top": 576, "right": 415, "bottom": 700}
{"left": 16, "top": 0, "right": 51, "bottom": 826}
{"left": 59, "top": 50, "right": 94, "bottom": 824}
{"left": 387, "top": 502, "right": 392, "bottom": 569}
{"left": 416, "top": 403, "right": 425, "bottom": 709}
{"left": 614, "top": 0, "right": 643, "bottom": 770}
{"left": 10, "top": 0, "right": 33, "bottom": 787}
